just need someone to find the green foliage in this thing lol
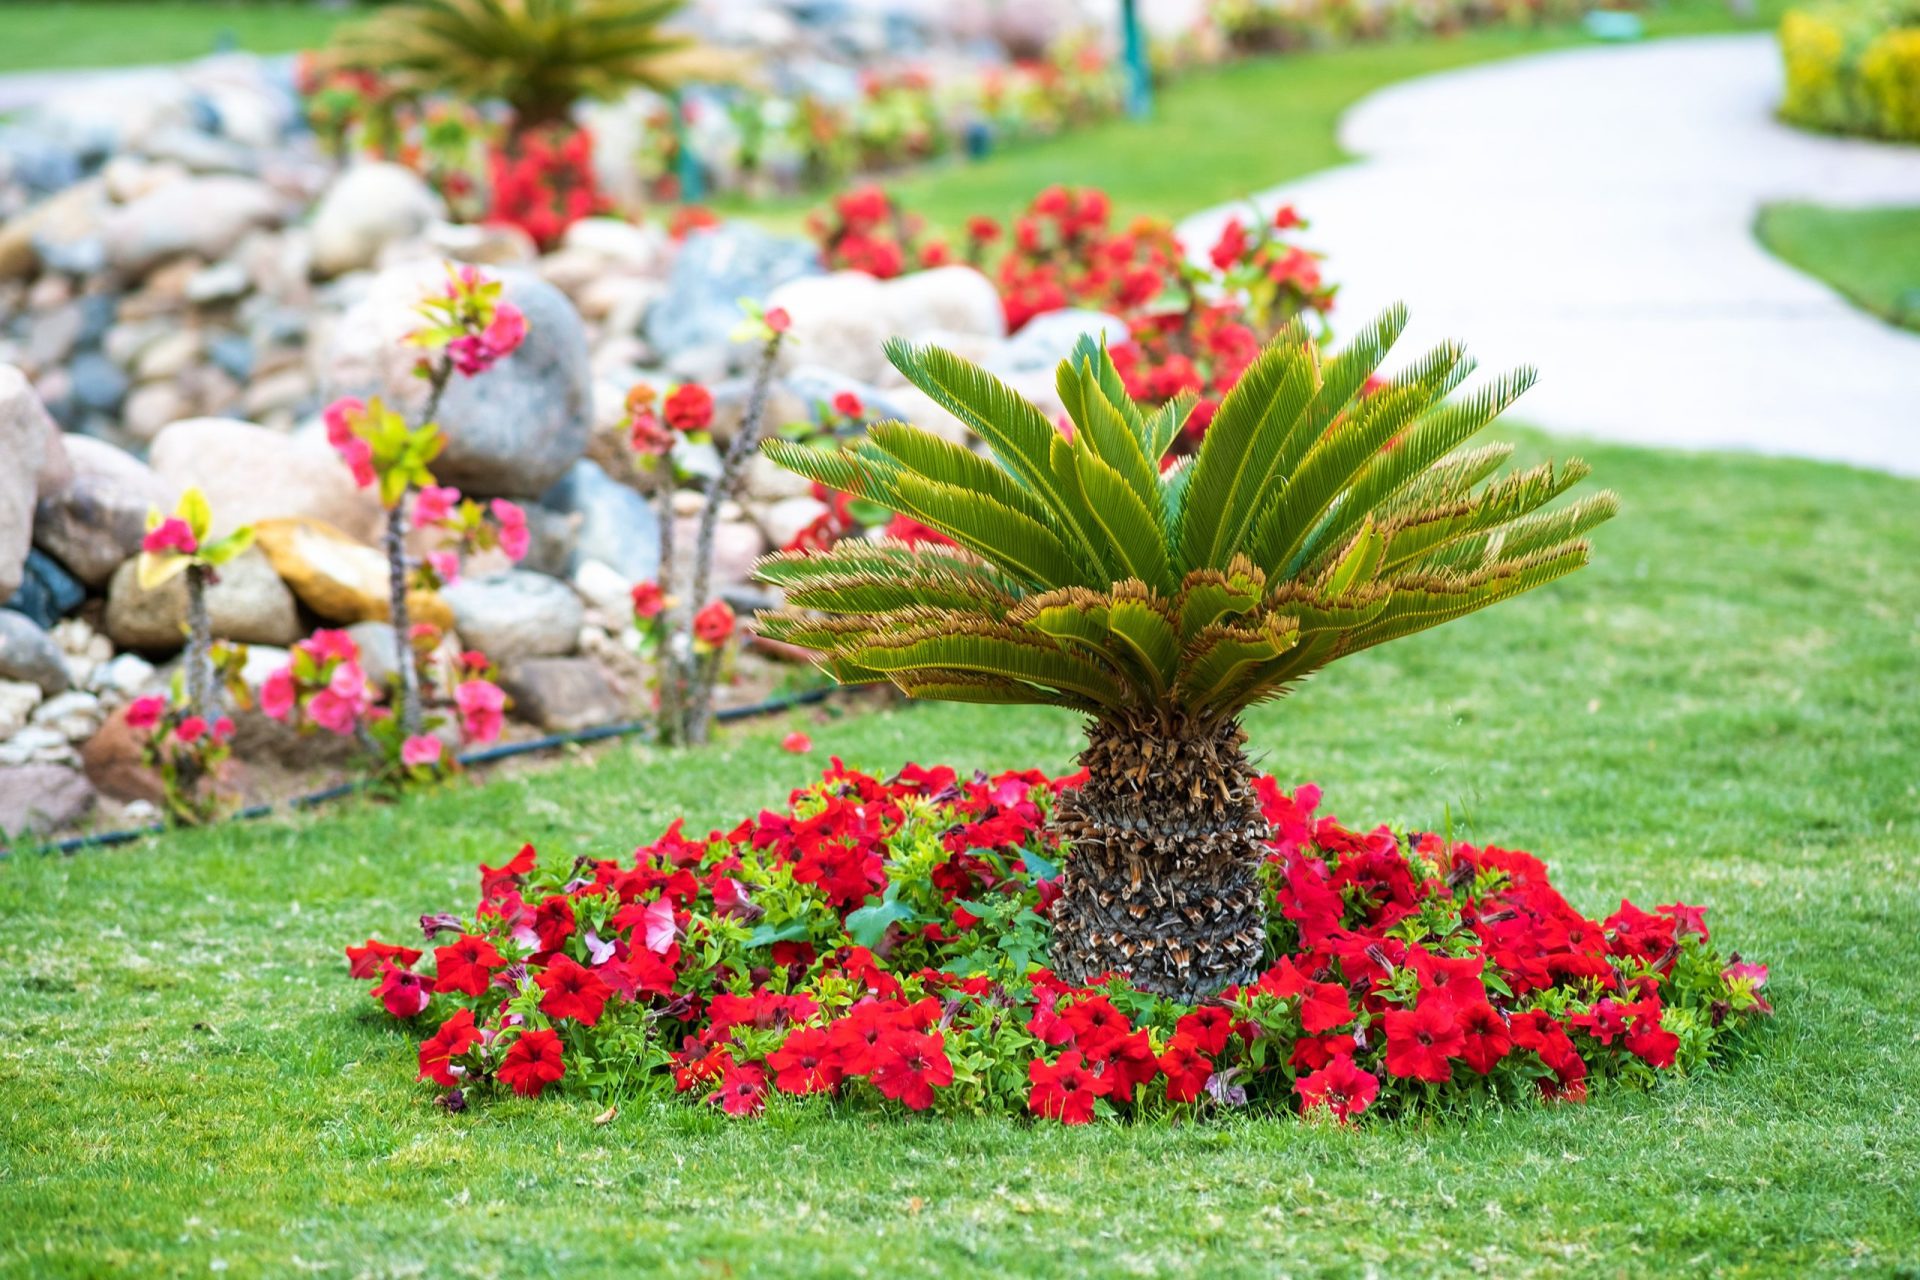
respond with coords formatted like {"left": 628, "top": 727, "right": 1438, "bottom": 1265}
{"left": 1756, "top": 200, "right": 1920, "bottom": 331}
{"left": 1778, "top": 0, "right": 1920, "bottom": 141}
{"left": 757, "top": 311, "right": 1616, "bottom": 727}
{"left": 327, "top": 0, "right": 691, "bottom": 129}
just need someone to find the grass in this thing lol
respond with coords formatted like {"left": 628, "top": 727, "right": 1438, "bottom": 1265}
{"left": 2, "top": 426, "right": 1917, "bottom": 1277}
{"left": 1756, "top": 201, "right": 1920, "bottom": 333}
{"left": 0, "top": 3, "right": 357, "bottom": 74}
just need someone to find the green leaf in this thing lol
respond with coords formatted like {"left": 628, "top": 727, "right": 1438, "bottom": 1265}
{"left": 199, "top": 527, "right": 254, "bottom": 568}
{"left": 1020, "top": 849, "right": 1060, "bottom": 881}
{"left": 845, "top": 891, "right": 917, "bottom": 949}
{"left": 745, "top": 920, "right": 812, "bottom": 949}
{"left": 178, "top": 488, "right": 213, "bottom": 543}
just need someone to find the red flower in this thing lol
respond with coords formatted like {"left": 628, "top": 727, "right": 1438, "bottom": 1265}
{"left": 831, "top": 391, "right": 865, "bottom": 419}
{"left": 536, "top": 954, "right": 613, "bottom": 1026}
{"left": 781, "top": 731, "right": 813, "bottom": 753}
{"left": 664, "top": 383, "right": 714, "bottom": 433}
{"left": 1175, "top": 1006, "right": 1233, "bottom": 1056}
{"left": 693, "top": 599, "right": 735, "bottom": 647}
{"left": 1382, "top": 1001, "right": 1464, "bottom": 1083}
{"left": 176, "top": 715, "right": 207, "bottom": 744}
{"left": 631, "top": 580, "right": 665, "bottom": 620}
{"left": 417, "top": 1008, "right": 482, "bottom": 1086}
{"left": 1300, "top": 981, "right": 1355, "bottom": 1033}
{"left": 1625, "top": 1002, "right": 1681, "bottom": 1068}
{"left": 1059, "top": 994, "right": 1130, "bottom": 1058}
{"left": 498, "top": 1028, "right": 566, "bottom": 1098}
{"left": 710, "top": 1059, "right": 767, "bottom": 1116}
{"left": 1157, "top": 1034, "right": 1214, "bottom": 1104}
{"left": 869, "top": 1030, "right": 952, "bottom": 1111}
{"left": 374, "top": 963, "right": 431, "bottom": 1019}
{"left": 768, "top": 1027, "right": 843, "bottom": 1095}
{"left": 1295, "top": 1056, "right": 1379, "bottom": 1122}
{"left": 142, "top": 515, "right": 198, "bottom": 556}
{"left": 346, "top": 938, "right": 422, "bottom": 980}
{"left": 1027, "top": 1050, "right": 1109, "bottom": 1125}
{"left": 531, "top": 894, "right": 576, "bottom": 952}
{"left": 1456, "top": 1002, "right": 1513, "bottom": 1074}
{"left": 433, "top": 933, "right": 504, "bottom": 997}
{"left": 1095, "top": 1028, "right": 1160, "bottom": 1103}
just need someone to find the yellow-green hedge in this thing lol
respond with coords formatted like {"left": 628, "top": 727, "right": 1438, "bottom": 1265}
{"left": 1780, "top": 3, "right": 1920, "bottom": 141}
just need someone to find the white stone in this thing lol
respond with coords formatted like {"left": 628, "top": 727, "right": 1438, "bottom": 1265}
{"left": 0, "top": 680, "right": 41, "bottom": 739}
{"left": 309, "top": 162, "right": 447, "bottom": 279}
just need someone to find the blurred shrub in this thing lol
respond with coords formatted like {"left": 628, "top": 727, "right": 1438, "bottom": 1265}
{"left": 1779, "top": 1, "right": 1920, "bottom": 141}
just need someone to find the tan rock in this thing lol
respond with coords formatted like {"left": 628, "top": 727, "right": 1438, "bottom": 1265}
{"left": 252, "top": 517, "right": 452, "bottom": 629}
{"left": 147, "top": 417, "right": 383, "bottom": 543}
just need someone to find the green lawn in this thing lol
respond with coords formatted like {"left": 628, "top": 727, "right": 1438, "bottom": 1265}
{"left": 1757, "top": 201, "right": 1920, "bottom": 333}
{"left": 0, "top": 3, "right": 356, "bottom": 73}
{"left": 3, "top": 427, "right": 1916, "bottom": 1277}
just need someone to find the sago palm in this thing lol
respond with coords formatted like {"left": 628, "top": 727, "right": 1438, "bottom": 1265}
{"left": 754, "top": 306, "right": 1616, "bottom": 1000}
{"left": 329, "top": 0, "right": 693, "bottom": 132}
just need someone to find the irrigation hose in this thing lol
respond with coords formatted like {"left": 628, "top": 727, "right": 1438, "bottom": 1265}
{"left": 9, "top": 686, "right": 836, "bottom": 859}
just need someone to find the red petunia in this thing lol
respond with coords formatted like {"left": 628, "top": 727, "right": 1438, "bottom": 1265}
{"left": 1295, "top": 1056, "right": 1379, "bottom": 1123}
{"left": 1157, "top": 1034, "right": 1214, "bottom": 1104}
{"left": 535, "top": 954, "right": 612, "bottom": 1026}
{"left": 1095, "top": 1028, "right": 1160, "bottom": 1103}
{"left": 768, "top": 1027, "right": 844, "bottom": 1095}
{"left": 1300, "top": 981, "right": 1355, "bottom": 1033}
{"left": 417, "top": 1008, "right": 483, "bottom": 1086}
{"left": 530, "top": 894, "right": 576, "bottom": 952}
{"left": 710, "top": 1060, "right": 767, "bottom": 1116}
{"left": 1175, "top": 1006, "right": 1233, "bottom": 1056}
{"left": 433, "top": 934, "right": 505, "bottom": 997}
{"left": 1059, "top": 995, "right": 1130, "bottom": 1059}
{"left": 1456, "top": 1002, "right": 1513, "bottom": 1074}
{"left": 347, "top": 938, "right": 423, "bottom": 980}
{"left": 373, "top": 963, "right": 431, "bottom": 1018}
{"left": 498, "top": 1028, "right": 565, "bottom": 1098}
{"left": 1383, "top": 1000, "right": 1464, "bottom": 1083}
{"left": 869, "top": 1030, "right": 952, "bottom": 1111}
{"left": 1624, "top": 1002, "right": 1681, "bottom": 1069}
{"left": 1027, "top": 1050, "right": 1109, "bottom": 1125}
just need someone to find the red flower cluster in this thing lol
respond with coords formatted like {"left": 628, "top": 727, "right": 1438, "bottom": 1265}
{"left": 807, "top": 185, "right": 949, "bottom": 280}
{"left": 347, "top": 762, "right": 1769, "bottom": 1122}
{"left": 989, "top": 185, "right": 1182, "bottom": 331}
{"left": 486, "top": 123, "right": 609, "bottom": 250}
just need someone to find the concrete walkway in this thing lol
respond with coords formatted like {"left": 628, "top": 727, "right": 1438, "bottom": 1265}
{"left": 1181, "top": 34, "right": 1920, "bottom": 477}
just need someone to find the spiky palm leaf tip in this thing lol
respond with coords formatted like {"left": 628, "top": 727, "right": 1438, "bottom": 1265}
{"left": 753, "top": 305, "right": 1618, "bottom": 729}
{"left": 329, "top": 0, "right": 692, "bottom": 130}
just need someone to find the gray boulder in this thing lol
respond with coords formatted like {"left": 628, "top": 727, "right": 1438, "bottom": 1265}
{"left": 0, "top": 764, "right": 95, "bottom": 840}
{"left": 540, "top": 460, "right": 660, "bottom": 582}
{"left": 310, "top": 161, "right": 446, "bottom": 278}
{"left": 35, "top": 434, "right": 180, "bottom": 586}
{"left": 0, "top": 365, "right": 71, "bottom": 604}
{"left": 322, "top": 263, "right": 592, "bottom": 498}
{"left": 501, "top": 656, "right": 622, "bottom": 732}
{"left": 0, "top": 609, "right": 70, "bottom": 696}
{"left": 104, "top": 546, "right": 301, "bottom": 653}
{"left": 101, "top": 175, "right": 282, "bottom": 275}
{"left": 644, "top": 223, "right": 820, "bottom": 360}
{"left": 444, "top": 570, "right": 583, "bottom": 664}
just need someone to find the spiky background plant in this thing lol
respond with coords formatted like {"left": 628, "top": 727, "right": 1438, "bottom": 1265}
{"left": 754, "top": 306, "right": 1617, "bottom": 1001}
{"left": 328, "top": 0, "right": 693, "bottom": 133}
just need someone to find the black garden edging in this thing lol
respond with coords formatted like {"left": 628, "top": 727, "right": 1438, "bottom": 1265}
{"left": 7, "top": 687, "right": 835, "bottom": 859}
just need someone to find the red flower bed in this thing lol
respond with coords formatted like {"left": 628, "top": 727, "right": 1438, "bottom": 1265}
{"left": 347, "top": 762, "right": 1771, "bottom": 1122}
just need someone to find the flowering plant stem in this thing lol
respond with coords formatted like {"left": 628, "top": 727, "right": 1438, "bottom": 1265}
{"left": 683, "top": 332, "right": 784, "bottom": 746}
{"left": 387, "top": 359, "right": 454, "bottom": 739}
{"left": 184, "top": 563, "right": 214, "bottom": 720}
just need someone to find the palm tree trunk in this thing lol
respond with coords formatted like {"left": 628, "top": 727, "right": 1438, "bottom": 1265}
{"left": 1049, "top": 711, "right": 1271, "bottom": 1002}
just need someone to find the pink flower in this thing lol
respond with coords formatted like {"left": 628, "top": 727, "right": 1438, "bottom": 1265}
{"left": 125, "top": 694, "right": 166, "bottom": 732}
{"left": 414, "top": 485, "right": 462, "bottom": 527}
{"left": 402, "top": 734, "right": 444, "bottom": 768}
{"left": 307, "top": 690, "right": 361, "bottom": 736}
{"left": 260, "top": 667, "right": 295, "bottom": 720}
{"left": 781, "top": 731, "right": 812, "bottom": 754}
{"left": 490, "top": 500, "right": 529, "bottom": 562}
{"left": 323, "top": 397, "right": 364, "bottom": 449}
{"left": 765, "top": 307, "right": 791, "bottom": 333}
{"left": 304, "top": 629, "right": 360, "bottom": 666}
{"left": 693, "top": 599, "right": 735, "bottom": 647}
{"left": 176, "top": 715, "right": 207, "bottom": 744}
{"left": 339, "top": 436, "right": 376, "bottom": 489}
{"left": 447, "top": 333, "right": 490, "bottom": 377}
{"left": 455, "top": 679, "right": 506, "bottom": 744}
{"left": 426, "top": 550, "right": 461, "bottom": 586}
{"left": 630, "top": 581, "right": 665, "bottom": 620}
{"left": 482, "top": 303, "right": 526, "bottom": 359}
{"left": 211, "top": 716, "right": 235, "bottom": 742}
{"left": 141, "top": 517, "right": 197, "bottom": 556}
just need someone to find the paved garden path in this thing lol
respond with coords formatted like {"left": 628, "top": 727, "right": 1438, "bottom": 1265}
{"left": 1181, "top": 34, "right": 1920, "bottom": 476}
